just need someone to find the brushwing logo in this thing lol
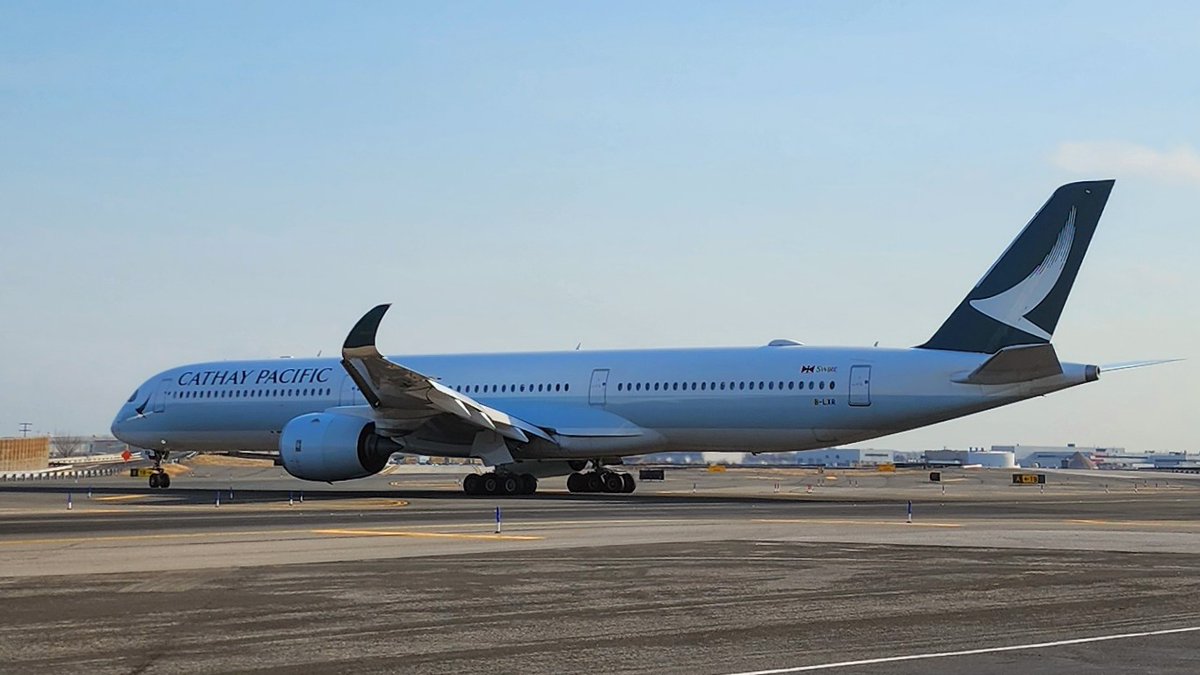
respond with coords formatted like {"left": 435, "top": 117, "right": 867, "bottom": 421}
{"left": 968, "top": 207, "right": 1076, "bottom": 340}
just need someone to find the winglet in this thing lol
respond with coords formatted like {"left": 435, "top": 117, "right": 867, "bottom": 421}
{"left": 344, "top": 304, "right": 391, "bottom": 350}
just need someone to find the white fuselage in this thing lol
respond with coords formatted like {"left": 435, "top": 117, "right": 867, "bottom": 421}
{"left": 111, "top": 344, "right": 1095, "bottom": 458}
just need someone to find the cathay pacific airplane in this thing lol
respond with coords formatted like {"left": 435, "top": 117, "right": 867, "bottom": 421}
{"left": 111, "top": 180, "right": 1161, "bottom": 495}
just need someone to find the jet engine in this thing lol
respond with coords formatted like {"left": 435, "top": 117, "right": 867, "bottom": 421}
{"left": 279, "top": 413, "right": 402, "bottom": 482}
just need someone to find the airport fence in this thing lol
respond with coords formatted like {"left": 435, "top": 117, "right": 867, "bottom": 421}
{"left": 0, "top": 468, "right": 122, "bottom": 481}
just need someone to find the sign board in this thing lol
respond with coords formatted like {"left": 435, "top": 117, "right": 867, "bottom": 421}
{"left": 1012, "top": 473, "right": 1046, "bottom": 485}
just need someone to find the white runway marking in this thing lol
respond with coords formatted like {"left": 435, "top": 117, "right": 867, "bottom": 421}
{"left": 725, "top": 625, "right": 1200, "bottom": 674}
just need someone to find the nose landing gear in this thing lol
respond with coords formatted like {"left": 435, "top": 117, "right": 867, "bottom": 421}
{"left": 147, "top": 450, "right": 171, "bottom": 489}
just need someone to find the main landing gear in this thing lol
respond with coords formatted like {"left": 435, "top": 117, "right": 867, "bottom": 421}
{"left": 147, "top": 450, "right": 171, "bottom": 489}
{"left": 567, "top": 470, "right": 636, "bottom": 494}
{"left": 462, "top": 472, "right": 538, "bottom": 496}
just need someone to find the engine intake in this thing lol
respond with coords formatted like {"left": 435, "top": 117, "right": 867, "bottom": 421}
{"left": 279, "top": 413, "right": 402, "bottom": 482}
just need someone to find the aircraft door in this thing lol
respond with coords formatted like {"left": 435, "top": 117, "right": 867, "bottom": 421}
{"left": 151, "top": 377, "right": 172, "bottom": 413}
{"left": 849, "top": 366, "right": 871, "bottom": 407}
{"left": 588, "top": 369, "right": 609, "bottom": 406}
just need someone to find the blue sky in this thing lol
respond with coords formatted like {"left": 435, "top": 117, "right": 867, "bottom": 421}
{"left": 1, "top": 1, "right": 1197, "bottom": 451}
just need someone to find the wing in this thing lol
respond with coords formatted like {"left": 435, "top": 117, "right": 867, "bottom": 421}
{"left": 340, "top": 304, "right": 553, "bottom": 445}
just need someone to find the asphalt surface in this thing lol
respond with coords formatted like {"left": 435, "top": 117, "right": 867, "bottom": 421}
{"left": 2, "top": 464, "right": 1200, "bottom": 674}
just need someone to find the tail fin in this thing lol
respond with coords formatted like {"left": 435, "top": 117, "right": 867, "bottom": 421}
{"left": 919, "top": 180, "right": 1114, "bottom": 353}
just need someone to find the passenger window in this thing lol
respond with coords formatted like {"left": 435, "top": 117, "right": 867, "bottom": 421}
{"left": 768, "top": 381, "right": 774, "bottom": 390}
{"left": 830, "top": 381, "right": 836, "bottom": 390}
{"left": 819, "top": 381, "right": 826, "bottom": 390}
{"left": 564, "top": 383, "right": 569, "bottom": 392}
{"left": 719, "top": 382, "right": 726, "bottom": 390}
{"left": 739, "top": 382, "right": 745, "bottom": 390}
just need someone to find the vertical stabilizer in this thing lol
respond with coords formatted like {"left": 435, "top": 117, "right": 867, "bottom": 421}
{"left": 919, "top": 180, "right": 1114, "bottom": 353}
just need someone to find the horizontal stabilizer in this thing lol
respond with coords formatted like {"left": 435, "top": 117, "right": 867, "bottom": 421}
{"left": 952, "top": 343, "right": 1063, "bottom": 385}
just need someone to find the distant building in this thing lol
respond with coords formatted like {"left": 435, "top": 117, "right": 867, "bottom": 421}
{"left": 0, "top": 437, "right": 50, "bottom": 472}
{"left": 627, "top": 452, "right": 707, "bottom": 465}
{"left": 86, "top": 438, "right": 130, "bottom": 455}
{"left": 925, "top": 449, "right": 1016, "bottom": 468}
{"left": 991, "top": 444, "right": 1117, "bottom": 469}
{"left": 791, "top": 448, "right": 898, "bottom": 467}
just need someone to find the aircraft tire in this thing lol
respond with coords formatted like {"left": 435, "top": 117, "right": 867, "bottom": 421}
{"left": 585, "top": 472, "right": 603, "bottom": 492}
{"left": 567, "top": 473, "right": 583, "bottom": 493}
{"left": 463, "top": 473, "right": 481, "bottom": 495}
{"left": 621, "top": 473, "right": 635, "bottom": 493}
{"left": 160, "top": 473, "right": 171, "bottom": 489}
{"left": 481, "top": 474, "right": 499, "bottom": 495}
{"left": 500, "top": 475, "right": 520, "bottom": 496}
{"left": 148, "top": 473, "right": 161, "bottom": 489}
{"left": 519, "top": 474, "right": 538, "bottom": 495}
{"left": 601, "top": 472, "right": 623, "bottom": 493}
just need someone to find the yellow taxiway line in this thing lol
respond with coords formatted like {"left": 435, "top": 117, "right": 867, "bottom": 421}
{"left": 0, "top": 524, "right": 535, "bottom": 547}
{"left": 753, "top": 518, "right": 962, "bottom": 528}
{"left": 312, "top": 528, "right": 542, "bottom": 541}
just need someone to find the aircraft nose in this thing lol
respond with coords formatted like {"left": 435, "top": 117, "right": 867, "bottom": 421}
{"left": 110, "top": 413, "right": 126, "bottom": 442}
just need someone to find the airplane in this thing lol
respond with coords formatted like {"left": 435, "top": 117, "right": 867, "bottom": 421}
{"left": 111, "top": 179, "right": 1162, "bottom": 495}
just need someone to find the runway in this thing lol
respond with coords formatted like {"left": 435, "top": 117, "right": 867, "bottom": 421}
{"left": 2, "top": 465, "right": 1200, "bottom": 673}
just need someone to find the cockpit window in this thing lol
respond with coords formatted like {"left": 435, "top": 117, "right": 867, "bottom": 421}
{"left": 126, "top": 389, "right": 139, "bottom": 403}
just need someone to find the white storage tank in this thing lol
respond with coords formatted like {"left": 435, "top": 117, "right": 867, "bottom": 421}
{"left": 966, "top": 450, "right": 1016, "bottom": 468}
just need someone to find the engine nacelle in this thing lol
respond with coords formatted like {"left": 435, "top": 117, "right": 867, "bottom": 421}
{"left": 279, "top": 413, "right": 401, "bottom": 482}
